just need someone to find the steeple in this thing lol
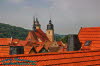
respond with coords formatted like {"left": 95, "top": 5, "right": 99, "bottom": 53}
{"left": 33, "top": 17, "right": 36, "bottom": 31}
{"left": 36, "top": 18, "right": 39, "bottom": 23}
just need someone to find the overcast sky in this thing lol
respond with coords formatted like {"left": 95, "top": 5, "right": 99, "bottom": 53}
{"left": 0, "top": 0, "right": 100, "bottom": 34}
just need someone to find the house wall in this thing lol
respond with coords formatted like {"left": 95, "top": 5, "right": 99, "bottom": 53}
{"left": 46, "top": 30, "right": 54, "bottom": 42}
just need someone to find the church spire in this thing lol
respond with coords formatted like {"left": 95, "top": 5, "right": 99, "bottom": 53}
{"left": 33, "top": 16, "right": 36, "bottom": 31}
{"left": 36, "top": 17, "right": 39, "bottom": 23}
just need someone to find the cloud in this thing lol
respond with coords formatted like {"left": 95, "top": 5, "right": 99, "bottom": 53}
{"left": 7, "top": 0, "right": 25, "bottom": 3}
{"left": 0, "top": 16, "right": 4, "bottom": 19}
{"left": 0, "top": 16, "right": 2, "bottom": 19}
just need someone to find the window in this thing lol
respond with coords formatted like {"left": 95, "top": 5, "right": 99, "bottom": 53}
{"left": 10, "top": 46, "right": 24, "bottom": 55}
{"left": 48, "top": 31, "right": 50, "bottom": 34}
{"left": 84, "top": 40, "right": 92, "bottom": 46}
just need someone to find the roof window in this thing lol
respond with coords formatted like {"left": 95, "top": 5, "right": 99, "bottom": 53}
{"left": 84, "top": 40, "right": 92, "bottom": 46}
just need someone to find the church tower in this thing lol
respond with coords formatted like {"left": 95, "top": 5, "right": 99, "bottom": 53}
{"left": 46, "top": 19, "right": 54, "bottom": 42}
{"left": 32, "top": 17, "right": 41, "bottom": 31}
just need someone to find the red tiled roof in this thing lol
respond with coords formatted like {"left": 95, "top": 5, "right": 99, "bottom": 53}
{"left": 0, "top": 38, "right": 11, "bottom": 45}
{"left": 12, "top": 39, "right": 20, "bottom": 43}
{"left": 44, "top": 41, "right": 51, "bottom": 50}
{"left": 78, "top": 27, "right": 100, "bottom": 50}
{"left": 0, "top": 50, "right": 100, "bottom": 66}
{"left": 36, "top": 42, "right": 44, "bottom": 44}
{"left": 26, "top": 31, "right": 38, "bottom": 42}
{"left": 24, "top": 46, "right": 33, "bottom": 54}
{"left": 36, "top": 29, "right": 49, "bottom": 41}
{"left": 26, "top": 29, "right": 50, "bottom": 42}
{"left": 57, "top": 41, "right": 67, "bottom": 52}
{"left": 35, "top": 46, "right": 44, "bottom": 53}
{"left": 57, "top": 41, "right": 65, "bottom": 47}
{"left": 0, "top": 46, "right": 9, "bottom": 55}
{"left": 17, "top": 40, "right": 28, "bottom": 46}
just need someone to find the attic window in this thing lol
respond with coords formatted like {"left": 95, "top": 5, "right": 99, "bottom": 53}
{"left": 84, "top": 40, "right": 92, "bottom": 46}
{"left": 10, "top": 46, "right": 24, "bottom": 55}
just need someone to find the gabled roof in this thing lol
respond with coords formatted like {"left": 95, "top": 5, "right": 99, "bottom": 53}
{"left": 33, "top": 42, "right": 44, "bottom": 53}
{"left": 35, "top": 46, "right": 44, "bottom": 53}
{"left": 78, "top": 27, "right": 100, "bottom": 50}
{"left": 26, "top": 29, "right": 50, "bottom": 42}
{"left": 26, "top": 31, "right": 38, "bottom": 42}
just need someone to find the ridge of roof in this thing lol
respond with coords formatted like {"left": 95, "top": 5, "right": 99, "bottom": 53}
{"left": 81, "top": 27, "right": 100, "bottom": 29}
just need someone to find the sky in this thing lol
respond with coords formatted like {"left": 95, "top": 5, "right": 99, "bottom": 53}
{"left": 0, "top": 0, "right": 100, "bottom": 34}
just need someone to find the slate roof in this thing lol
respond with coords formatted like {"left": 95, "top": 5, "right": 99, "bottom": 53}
{"left": 0, "top": 50, "right": 100, "bottom": 66}
{"left": 78, "top": 27, "right": 100, "bottom": 50}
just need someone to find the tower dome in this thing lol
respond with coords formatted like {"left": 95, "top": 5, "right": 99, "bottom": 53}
{"left": 47, "top": 20, "right": 54, "bottom": 30}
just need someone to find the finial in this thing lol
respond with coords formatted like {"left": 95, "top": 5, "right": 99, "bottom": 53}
{"left": 49, "top": 19, "right": 52, "bottom": 24}
{"left": 36, "top": 17, "right": 39, "bottom": 23}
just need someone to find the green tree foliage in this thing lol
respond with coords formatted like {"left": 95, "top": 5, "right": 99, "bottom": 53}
{"left": 61, "top": 35, "right": 69, "bottom": 43}
{"left": 0, "top": 23, "right": 29, "bottom": 40}
{"left": 55, "top": 34, "right": 68, "bottom": 44}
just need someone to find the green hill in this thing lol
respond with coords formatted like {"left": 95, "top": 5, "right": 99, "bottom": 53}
{"left": 0, "top": 23, "right": 29, "bottom": 40}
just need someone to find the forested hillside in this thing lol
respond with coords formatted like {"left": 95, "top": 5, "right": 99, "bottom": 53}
{"left": 0, "top": 23, "right": 29, "bottom": 40}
